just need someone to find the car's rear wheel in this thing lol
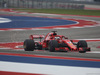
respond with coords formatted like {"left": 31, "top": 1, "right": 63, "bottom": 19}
{"left": 23, "top": 39, "right": 35, "bottom": 51}
{"left": 49, "top": 40, "right": 58, "bottom": 52}
{"left": 77, "top": 40, "right": 88, "bottom": 53}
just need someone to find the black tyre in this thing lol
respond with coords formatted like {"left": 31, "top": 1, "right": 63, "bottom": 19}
{"left": 23, "top": 39, "right": 35, "bottom": 51}
{"left": 49, "top": 40, "right": 58, "bottom": 52}
{"left": 77, "top": 40, "right": 88, "bottom": 53}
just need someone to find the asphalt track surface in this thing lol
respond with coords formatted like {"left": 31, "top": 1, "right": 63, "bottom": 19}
{"left": 0, "top": 11, "right": 100, "bottom": 59}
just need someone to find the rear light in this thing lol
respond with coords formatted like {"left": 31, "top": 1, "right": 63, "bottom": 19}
{"left": 55, "top": 48, "right": 60, "bottom": 50}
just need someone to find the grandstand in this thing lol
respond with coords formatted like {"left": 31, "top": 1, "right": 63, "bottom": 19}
{"left": 0, "top": 0, "right": 100, "bottom": 10}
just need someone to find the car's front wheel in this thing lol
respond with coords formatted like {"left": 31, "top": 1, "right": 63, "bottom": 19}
{"left": 77, "top": 40, "right": 88, "bottom": 53}
{"left": 23, "top": 39, "right": 35, "bottom": 51}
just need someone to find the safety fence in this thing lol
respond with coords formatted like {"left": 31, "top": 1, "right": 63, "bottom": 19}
{"left": 0, "top": 0, "right": 84, "bottom": 9}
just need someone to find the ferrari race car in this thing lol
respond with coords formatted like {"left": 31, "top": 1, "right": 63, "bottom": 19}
{"left": 23, "top": 31, "right": 90, "bottom": 53}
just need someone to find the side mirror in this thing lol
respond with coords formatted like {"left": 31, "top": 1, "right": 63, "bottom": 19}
{"left": 70, "top": 40, "right": 73, "bottom": 42}
{"left": 65, "top": 37, "right": 68, "bottom": 39}
{"left": 50, "top": 37, "right": 53, "bottom": 39}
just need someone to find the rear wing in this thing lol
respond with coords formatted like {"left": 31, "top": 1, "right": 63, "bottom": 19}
{"left": 30, "top": 35, "right": 45, "bottom": 40}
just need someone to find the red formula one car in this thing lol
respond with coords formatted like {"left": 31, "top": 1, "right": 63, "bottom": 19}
{"left": 23, "top": 31, "right": 90, "bottom": 53}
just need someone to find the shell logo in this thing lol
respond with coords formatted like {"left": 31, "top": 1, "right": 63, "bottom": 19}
{"left": 0, "top": 17, "right": 11, "bottom": 23}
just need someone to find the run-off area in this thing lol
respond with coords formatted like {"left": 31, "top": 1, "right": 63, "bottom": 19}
{"left": 0, "top": 16, "right": 77, "bottom": 28}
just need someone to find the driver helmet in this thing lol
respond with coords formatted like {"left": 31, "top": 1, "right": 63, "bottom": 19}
{"left": 55, "top": 37, "right": 60, "bottom": 40}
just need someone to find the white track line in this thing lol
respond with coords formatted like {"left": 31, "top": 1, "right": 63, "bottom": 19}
{"left": 87, "top": 51, "right": 100, "bottom": 53}
{"left": 74, "top": 38, "right": 100, "bottom": 40}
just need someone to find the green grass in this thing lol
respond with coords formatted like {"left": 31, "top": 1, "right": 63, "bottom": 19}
{"left": 14, "top": 9, "right": 100, "bottom": 16}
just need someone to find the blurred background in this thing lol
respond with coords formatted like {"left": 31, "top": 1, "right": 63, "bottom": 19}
{"left": 0, "top": 0, "right": 100, "bottom": 10}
